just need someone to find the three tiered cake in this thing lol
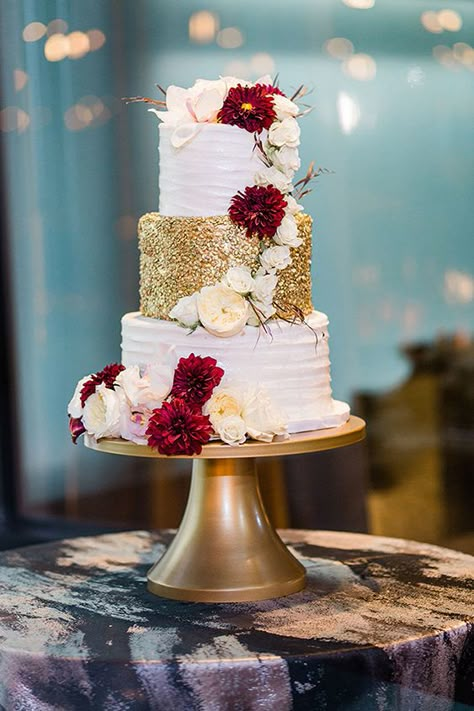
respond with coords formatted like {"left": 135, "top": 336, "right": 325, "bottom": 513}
{"left": 68, "top": 75, "right": 350, "bottom": 455}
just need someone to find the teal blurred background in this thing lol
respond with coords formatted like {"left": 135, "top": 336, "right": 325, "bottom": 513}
{"left": 0, "top": 0, "right": 473, "bottom": 538}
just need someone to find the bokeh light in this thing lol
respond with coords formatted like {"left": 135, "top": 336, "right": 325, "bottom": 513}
{"left": 438, "top": 9, "right": 462, "bottom": 32}
{"left": 324, "top": 37, "right": 354, "bottom": 60}
{"left": 22, "top": 22, "right": 46, "bottom": 42}
{"left": 13, "top": 69, "right": 28, "bottom": 92}
{"left": 47, "top": 19, "right": 68, "bottom": 36}
{"left": 343, "top": 53, "right": 377, "bottom": 81}
{"left": 188, "top": 11, "right": 219, "bottom": 44}
{"left": 44, "top": 33, "right": 70, "bottom": 62}
{"left": 342, "top": 0, "right": 375, "bottom": 8}
{"left": 87, "top": 29, "right": 106, "bottom": 51}
{"left": 67, "top": 31, "right": 90, "bottom": 59}
{"left": 216, "top": 27, "right": 243, "bottom": 49}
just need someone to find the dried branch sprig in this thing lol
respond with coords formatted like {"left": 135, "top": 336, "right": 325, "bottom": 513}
{"left": 253, "top": 134, "right": 272, "bottom": 167}
{"left": 274, "top": 303, "right": 320, "bottom": 348}
{"left": 293, "top": 162, "right": 333, "bottom": 201}
{"left": 122, "top": 96, "right": 166, "bottom": 107}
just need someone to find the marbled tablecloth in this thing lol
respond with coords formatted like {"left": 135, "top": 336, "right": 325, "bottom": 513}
{"left": 0, "top": 530, "right": 473, "bottom": 710}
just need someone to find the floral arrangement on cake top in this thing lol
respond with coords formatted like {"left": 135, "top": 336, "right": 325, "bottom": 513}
{"left": 68, "top": 352, "right": 288, "bottom": 455}
{"left": 127, "top": 75, "right": 324, "bottom": 335}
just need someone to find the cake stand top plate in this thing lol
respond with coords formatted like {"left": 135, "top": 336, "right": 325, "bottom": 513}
{"left": 84, "top": 415, "right": 365, "bottom": 460}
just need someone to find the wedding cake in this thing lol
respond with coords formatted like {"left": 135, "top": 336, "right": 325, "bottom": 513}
{"left": 68, "top": 76, "right": 350, "bottom": 455}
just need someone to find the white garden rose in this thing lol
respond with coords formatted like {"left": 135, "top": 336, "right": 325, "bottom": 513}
{"left": 285, "top": 194, "right": 304, "bottom": 215}
{"left": 197, "top": 284, "right": 249, "bottom": 337}
{"left": 169, "top": 293, "right": 199, "bottom": 328}
{"left": 254, "top": 166, "right": 293, "bottom": 194}
{"left": 272, "top": 94, "right": 299, "bottom": 120}
{"left": 116, "top": 363, "right": 172, "bottom": 410}
{"left": 270, "top": 145, "right": 301, "bottom": 174}
{"left": 251, "top": 272, "right": 278, "bottom": 303}
{"left": 67, "top": 375, "right": 92, "bottom": 418}
{"left": 82, "top": 383, "right": 122, "bottom": 440}
{"left": 203, "top": 387, "right": 242, "bottom": 427}
{"left": 222, "top": 266, "right": 255, "bottom": 295}
{"left": 274, "top": 215, "right": 302, "bottom": 248}
{"left": 268, "top": 118, "right": 301, "bottom": 148}
{"left": 215, "top": 415, "right": 247, "bottom": 446}
{"left": 259, "top": 245, "right": 292, "bottom": 273}
{"left": 242, "top": 388, "right": 288, "bottom": 442}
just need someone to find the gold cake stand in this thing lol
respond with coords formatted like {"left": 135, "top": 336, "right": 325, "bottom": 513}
{"left": 85, "top": 415, "right": 365, "bottom": 603}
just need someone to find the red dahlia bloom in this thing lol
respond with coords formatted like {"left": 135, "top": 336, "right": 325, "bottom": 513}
{"left": 69, "top": 416, "right": 86, "bottom": 444}
{"left": 218, "top": 84, "right": 276, "bottom": 133}
{"left": 229, "top": 185, "right": 287, "bottom": 238}
{"left": 80, "top": 362, "right": 125, "bottom": 406}
{"left": 170, "top": 353, "right": 224, "bottom": 409}
{"left": 263, "top": 84, "right": 285, "bottom": 97}
{"left": 146, "top": 399, "right": 213, "bottom": 456}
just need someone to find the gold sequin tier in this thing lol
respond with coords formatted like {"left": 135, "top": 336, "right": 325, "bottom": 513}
{"left": 138, "top": 212, "right": 313, "bottom": 320}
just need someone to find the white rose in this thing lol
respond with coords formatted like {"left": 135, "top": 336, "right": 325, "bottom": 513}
{"left": 82, "top": 383, "right": 122, "bottom": 440}
{"left": 203, "top": 387, "right": 242, "bottom": 427}
{"left": 254, "top": 166, "right": 293, "bottom": 194}
{"left": 259, "top": 245, "right": 292, "bottom": 273}
{"left": 169, "top": 293, "right": 199, "bottom": 328}
{"left": 197, "top": 284, "right": 249, "bottom": 337}
{"left": 268, "top": 118, "right": 301, "bottom": 148}
{"left": 215, "top": 415, "right": 247, "bottom": 446}
{"left": 251, "top": 272, "right": 278, "bottom": 303}
{"left": 119, "top": 404, "right": 152, "bottom": 445}
{"left": 116, "top": 364, "right": 172, "bottom": 410}
{"left": 270, "top": 145, "right": 301, "bottom": 174}
{"left": 67, "top": 375, "right": 92, "bottom": 418}
{"left": 271, "top": 94, "right": 299, "bottom": 120}
{"left": 285, "top": 194, "right": 304, "bottom": 215}
{"left": 222, "top": 266, "right": 255, "bottom": 295}
{"left": 242, "top": 388, "right": 288, "bottom": 442}
{"left": 274, "top": 215, "right": 302, "bottom": 248}
{"left": 247, "top": 300, "right": 276, "bottom": 326}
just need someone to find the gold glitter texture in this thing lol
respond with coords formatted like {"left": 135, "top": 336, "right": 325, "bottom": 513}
{"left": 139, "top": 212, "right": 313, "bottom": 319}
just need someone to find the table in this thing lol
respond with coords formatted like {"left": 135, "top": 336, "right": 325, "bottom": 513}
{"left": 0, "top": 530, "right": 473, "bottom": 710}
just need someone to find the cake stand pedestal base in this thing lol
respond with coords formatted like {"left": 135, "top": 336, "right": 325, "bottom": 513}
{"left": 147, "top": 457, "right": 305, "bottom": 602}
{"left": 85, "top": 415, "right": 365, "bottom": 603}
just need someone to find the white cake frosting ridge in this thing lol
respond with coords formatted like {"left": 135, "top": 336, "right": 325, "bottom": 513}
{"left": 121, "top": 311, "right": 350, "bottom": 433}
{"left": 158, "top": 123, "right": 265, "bottom": 217}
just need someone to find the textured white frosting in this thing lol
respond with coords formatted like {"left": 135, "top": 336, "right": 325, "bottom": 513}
{"left": 158, "top": 123, "right": 264, "bottom": 216}
{"left": 121, "top": 311, "right": 350, "bottom": 433}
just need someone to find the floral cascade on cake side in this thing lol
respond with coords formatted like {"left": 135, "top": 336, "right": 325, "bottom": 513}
{"left": 139, "top": 75, "right": 323, "bottom": 332}
{"left": 68, "top": 73, "right": 351, "bottom": 455}
{"left": 68, "top": 353, "right": 288, "bottom": 455}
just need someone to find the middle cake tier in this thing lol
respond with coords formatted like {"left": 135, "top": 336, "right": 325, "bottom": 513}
{"left": 138, "top": 211, "right": 313, "bottom": 320}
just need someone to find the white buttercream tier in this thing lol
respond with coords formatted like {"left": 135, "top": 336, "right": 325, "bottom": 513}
{"left": 121, "top": 311, "right": 350, "bottom": 434}
{"left": 158, "top": 123, "right": 264, "bottom": 217}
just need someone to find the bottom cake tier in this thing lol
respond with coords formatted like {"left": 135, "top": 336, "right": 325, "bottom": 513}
{"left": 121, "top": 311, "right": 350, "bottom": 434}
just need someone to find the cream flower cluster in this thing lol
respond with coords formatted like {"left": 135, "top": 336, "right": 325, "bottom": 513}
{"left": 68, "top": 358, "right": 175, "bottom": 444}
{"left": 170, "top": 265, "right": 282, "bottom": 335}
{"left": 150, "top": 75, "right": 271, "bottom": 148}
{"left": 203, "top": 382, "right": 288, "bottom": 445}
{"left": 250, "top": 92, "right": 305, "bottom": 314}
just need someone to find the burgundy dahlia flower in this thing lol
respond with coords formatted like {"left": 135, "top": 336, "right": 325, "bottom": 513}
{"left": 69, "top": 416, "right": 86, "bottom": 444}
{"left": 218, "top": 83, "right": 276, "bottom": 133}
{"left": 229, "top": 185, "right": 287, "bottom": 239}
{"left": 146, "top": 399, "right": 213, "bottom": 456}
{"left": 80, "top": 363, "right": 125, "bottom": 406}
{"left": 170, "top": 354, "right": 224, "bottom": 409}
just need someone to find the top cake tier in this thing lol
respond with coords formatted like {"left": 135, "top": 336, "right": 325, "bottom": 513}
{"left": 159, "top": 123, "right": 263, "bottom": 217}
